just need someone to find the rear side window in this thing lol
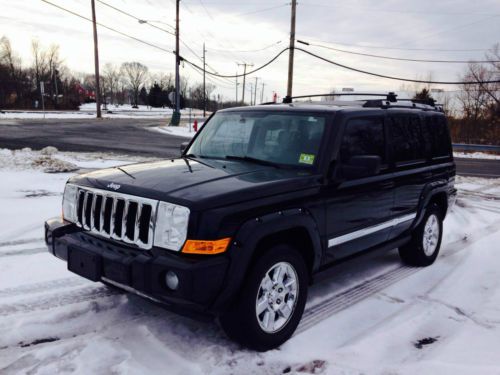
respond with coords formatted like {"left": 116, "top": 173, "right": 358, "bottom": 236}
{"left": 340, "top": 118, "right": 385, "bottom": 163}
{"left": 390, "top": 116, "right": 426, "bottom": 163}
{"left": 426, "top": 116, "right": 452, "bottom": 158}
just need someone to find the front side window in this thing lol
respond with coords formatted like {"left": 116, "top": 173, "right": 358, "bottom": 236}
{"left": 187, "top": 111, "right": 326, "bottom": 167}
{"left": 339, "top": 118, "right": 386, "bottom": 164}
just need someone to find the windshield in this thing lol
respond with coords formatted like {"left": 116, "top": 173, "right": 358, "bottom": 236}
{"left": 187, "top": 111, "right": 326, "bottom": 167}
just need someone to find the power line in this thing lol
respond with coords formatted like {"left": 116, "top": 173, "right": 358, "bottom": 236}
{"left": 207, "top": 40, "right": 283, "bottom": 53}
{"left": 40, "top": 0, "right": 175, "bottom": 54}
{"left": 185, "top": 48, "right": 289, "bottom": 78}
{"left": 96, "top": 0, "right": 204, "bottom": 65}
{"left": 301, "top": 2, "right": 500, "bottom": 17}
{"left": 184, "top": 46, "right": 500, "bottom": 85}
{"left": 298, "top": 37, "right": 493, "bottom": 53}
{"left": 296, "top": 40, "right": 500, "bottom": 64}
{"left": 96, "top": 0, "right": 175, "bottom": 36}
{"left": 234, "top": 4, "right": 288, "bottom": 17}
{"left": 294, "top": 47, "right": 500, "bottom": 85}
{"left": 39, "top": 0, "right": 500, "bottom": 87}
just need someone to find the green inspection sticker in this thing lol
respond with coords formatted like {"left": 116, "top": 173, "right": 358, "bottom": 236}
{"left": 299, "top": 153, "right": 315, "bottom": 165}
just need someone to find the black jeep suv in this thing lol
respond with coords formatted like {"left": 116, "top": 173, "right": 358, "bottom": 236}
{"left": 45, "top": 96, "right": 456, "bottom": 351}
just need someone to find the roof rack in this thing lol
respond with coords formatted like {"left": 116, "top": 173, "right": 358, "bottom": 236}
{"left": 281, "top": 92, "right": 442, "bottom": 112}
{"left": 283, "top": 92, "right": 398, "bottom": 103}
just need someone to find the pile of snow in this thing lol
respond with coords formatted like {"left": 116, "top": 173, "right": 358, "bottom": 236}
{"left": 453, "top": 151, "right": 500, "bottom": 160}
{"left": 0, "top": 147, "right": 154, "bottom": 173}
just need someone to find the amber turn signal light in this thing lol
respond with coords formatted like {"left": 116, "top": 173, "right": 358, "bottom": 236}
{"left": 182, "top": 237, "right": 231, "bottom": 254}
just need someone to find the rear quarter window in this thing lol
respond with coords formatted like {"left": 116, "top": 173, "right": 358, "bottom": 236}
{"left": 426, "top": 115, "right": 452, "bottom": 158}
{"left": 390, "top": 116, "right": 426, "bottom": 164}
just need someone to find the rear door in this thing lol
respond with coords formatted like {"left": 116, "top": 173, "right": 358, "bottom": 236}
{"left": 388, "top": 113, "right": 431, "bottom": 240}
{"left": 324, "top": 115, "right": 395, "bottom": 262}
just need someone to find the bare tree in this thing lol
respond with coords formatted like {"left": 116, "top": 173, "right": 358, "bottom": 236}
{"left": 102, "top": 63, "right": 120, "bottom": 105}
{"left": 120, "top": 62, "right": 148, "bottom": 107}
{"left": 31, "top": 39, "right": 49, "bottom": 91}
{"left": 0, "top": 36, "right": 22, "bottom": 79}
{"left": 399, "top": 72, "right": 434, "bottom": 97}
{"left": 457, "top": 63, "right": 494, "bottom": 142}
{"left": 150, "top": 72, "right": 173, "bottom": 90}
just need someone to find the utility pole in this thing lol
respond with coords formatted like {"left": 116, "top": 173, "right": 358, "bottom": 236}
{"left": 235, "top": 72, "right": 239, "bottom": 104}
{"left": 253, "top": 77, "right": 259, "bottom": 106}
{"left": 203, "top": 42, "right": 206, "bottom": 117}
{"left": 261, "top": 82, "right": 265, "bottom": 104}
{"left": 286, "top": 0, "right": 297, "bottom": 101}
{"left": 238, "top": 62, "right": 253, "bottom": 105}
{"left": 171, "top": 0, "right": 181, "bottom": 125}
{"left": 91, "top": 0, "right": 102, "bottom": 118}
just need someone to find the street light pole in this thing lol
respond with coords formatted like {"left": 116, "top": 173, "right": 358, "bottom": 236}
{"left": 286, "top": 0, "right": 297, "bottom": 101}
{"left": 91, "top": 0, "right": 102, "bottom": 118}
{"left": 172, "top": 0, "right": 181, "bottom": 125}
{"left": 253, "top": 77, "right": 258, "bottom": 106}
{"left": 203, "top": 42, "right": 206, "bottom": 117}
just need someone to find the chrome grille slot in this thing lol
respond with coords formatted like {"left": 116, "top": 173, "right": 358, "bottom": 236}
{"left": 74, "top": 186, "right": 158, "bottom": 250}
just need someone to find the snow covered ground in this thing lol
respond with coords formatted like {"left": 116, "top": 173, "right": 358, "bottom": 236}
{"left": 0, "top": 104, "right": 205, "bottom": 120}
{"left": 1, "top": 149, "right": 500, "bottom": 374}
{"left": 453, "top": 151, "right": 500, "bottom": 160}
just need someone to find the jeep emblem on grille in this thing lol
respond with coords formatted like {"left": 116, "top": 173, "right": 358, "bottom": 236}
{"left": 107, "top": 183, "right": 121, "bottom": 191}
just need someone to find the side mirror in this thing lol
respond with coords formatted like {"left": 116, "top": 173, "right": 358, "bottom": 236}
{"left": 180, "top": 142, "right": 189, "bottom": 154}
{"left": 340, "top": 155, "right": 381, "bottom": 180}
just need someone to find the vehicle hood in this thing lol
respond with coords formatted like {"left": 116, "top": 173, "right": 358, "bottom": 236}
{"left": 69, "top": 158, "right": 321, "bottom": 210}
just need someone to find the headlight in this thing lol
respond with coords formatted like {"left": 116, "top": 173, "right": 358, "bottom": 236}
{"left": 62, "top": 184, "right": 78, "bottom": 222}
{"left": 154, "top": 202, "right": 190, "bottom": 251}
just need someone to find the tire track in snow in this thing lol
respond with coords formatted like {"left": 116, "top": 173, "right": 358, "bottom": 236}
{"left": 297, "top": 218, "right": 500, "bottom": 334}
{"left": 0, "top": 247, "right": 47, "bottom": 257}
{"left": 0, "top": 238, "right": 43, "bottom": 248}
{"left": 0, "top": 285, "right": 121, "bottom": 316}
{"left": 0, "top": 277, "right": 86, "bottom": 299}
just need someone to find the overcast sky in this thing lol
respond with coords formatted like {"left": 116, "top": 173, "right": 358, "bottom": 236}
{"left": 1, "top": 0, "right": 499, "bottom": 102}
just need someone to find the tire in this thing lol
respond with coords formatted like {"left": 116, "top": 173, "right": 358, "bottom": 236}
{"left": 399, "top": 203, "right": 443, "bottom": 267}
{"left": 219, "top": 244, "right": 308, "bottom": 351}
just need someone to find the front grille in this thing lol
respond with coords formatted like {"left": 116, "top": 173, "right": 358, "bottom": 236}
{"left": 75, "top": 186, "right": 158, "bottom": 250}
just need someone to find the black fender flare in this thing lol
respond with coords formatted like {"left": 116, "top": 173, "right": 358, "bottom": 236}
{"left": 210, "top": 208, "right": 322, "bottom": 313}
{"left": 413, "top": 180, "right": 449, "bottom": 229}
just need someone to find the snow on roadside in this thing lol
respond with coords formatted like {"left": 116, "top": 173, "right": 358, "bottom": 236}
{"left": 150, "top": 123, "right": 200, "bottom": 139}
{"left": 454, "top": 151, "right": 500, "bottom": 160}
{"left": 0, "top": 105, "right": 207, "bottom": 120}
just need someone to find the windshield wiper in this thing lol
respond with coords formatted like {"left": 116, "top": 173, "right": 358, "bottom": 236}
{"left": 224, "top": 155, "right": 280, "bottom": 168}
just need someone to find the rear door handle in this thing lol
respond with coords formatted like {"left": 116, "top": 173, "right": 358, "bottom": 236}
{"left": 378, "top": 181, "right": 395, "bottom": 189}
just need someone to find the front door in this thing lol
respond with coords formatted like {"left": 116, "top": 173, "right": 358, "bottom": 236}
{"left": 324, "top": 116, "right": 395, "bottom": 263}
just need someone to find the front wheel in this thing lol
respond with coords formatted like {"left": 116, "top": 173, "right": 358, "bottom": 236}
{"left": 219, "top": 244, "right": 308, "bottom": 351}
{"left": 399, "top": 203, "right": 443, "bottom": 266}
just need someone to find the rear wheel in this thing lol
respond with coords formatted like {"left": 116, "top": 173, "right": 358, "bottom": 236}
{"left": 219, "top": 244, "right": 308, "bottom": 351}
{"left": 399, "top": 203, "right": 443, "bottom": 266}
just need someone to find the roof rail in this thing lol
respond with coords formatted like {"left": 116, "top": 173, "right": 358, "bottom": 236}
{"left": 282, "top": 92, "right": 398, "bottom": 103}
{"left": 282, "top": 92, "right": 442, "bottom": 112}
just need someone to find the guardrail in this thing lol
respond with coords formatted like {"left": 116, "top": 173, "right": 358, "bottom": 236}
{"left": 453, "top": 143, "right": 500, "bottom": 152}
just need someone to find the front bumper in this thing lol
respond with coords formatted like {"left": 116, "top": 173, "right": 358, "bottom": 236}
{"left": 45, "top": 217, "right": 229, "bottom": 317}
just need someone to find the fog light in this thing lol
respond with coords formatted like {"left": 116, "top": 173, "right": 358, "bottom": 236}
{"left": 165, "top": 271, "right": 179, "bottom": 290}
